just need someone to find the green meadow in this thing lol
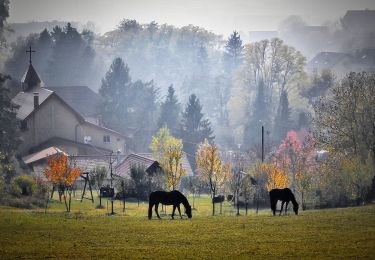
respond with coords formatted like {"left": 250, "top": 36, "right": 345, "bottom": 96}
{"left": 0, "top": 194, "right": 374, "bottom": 259}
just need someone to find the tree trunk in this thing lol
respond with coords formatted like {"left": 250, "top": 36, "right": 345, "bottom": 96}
{"left": 302, "top": 192, "right": 306, "bottom": 211}
{"left": 212, "top": 191, "right": 216, "bottom": 216}
{"left": 99, "top": 190, "right": 102, "bottom": 208}
{"left": 63, "top": 192, "right": 69, "bottom": 212}
{"left": 236, "top": 191, "right": 240, "bottom": 216}
{"left": 122, "top": 181, "right": 126, "bottom": 213}
{"left": 45, "top": 192, "right": 49, "bottom": 214}
{"left": 68, "top": 190, "right": 72, "bottom": 212}
{"left": 50, "top": 185, "right": 55, "bottom": 199}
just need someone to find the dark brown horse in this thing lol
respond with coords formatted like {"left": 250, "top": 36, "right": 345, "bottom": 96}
{"left": 269, "top": 188, "right": 299, "bottom": 216}
{"left": 148, "top": 190, "right": 192, "bottom": 219}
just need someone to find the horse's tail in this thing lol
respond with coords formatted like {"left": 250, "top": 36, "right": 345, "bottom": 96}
{"left": 148, "top": 200, "right": 153, "bottom": 219}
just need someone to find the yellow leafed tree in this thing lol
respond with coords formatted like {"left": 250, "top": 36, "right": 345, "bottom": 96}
{"left": 150, "top": 128, "right": 186, "bottom": 190}
{"left": 163, "top": 137, "right": 186, "bottom": 190}
{"left": 261, "top": 163, "right": 289, "bottom": 191}
{"left": 196, "top": 139, "right": 230, "bottom": 215}
{"left": 341, "top": 154, "right": 374, "bottom": 205}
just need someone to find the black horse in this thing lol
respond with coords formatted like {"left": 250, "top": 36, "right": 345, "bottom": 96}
{"left": 212, "top": 195, "right": 225, "bottom": 204}
{"left": 148, "top": 190, "right": 192, "bottom": 220}
{"left": 269, "top": 188, "right": 299, "bottom": 216}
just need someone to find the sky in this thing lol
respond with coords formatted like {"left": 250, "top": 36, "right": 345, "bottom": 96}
{"left": 8, "top": 0, "right": 375, "bottom": 36}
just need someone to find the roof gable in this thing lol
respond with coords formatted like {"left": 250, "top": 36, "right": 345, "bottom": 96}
{"left": 46, "top": 86, "right": 101, "bottom": 118}
{"left": 22, "top": 146, "right": 66, "bottom": 165}
{"left": 12, "top": 87, "right": 53, "bottom": 120}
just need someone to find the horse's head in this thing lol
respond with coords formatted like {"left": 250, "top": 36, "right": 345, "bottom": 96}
{"left": 185, "top": 204, "right": 192, "bottom": 219}
{"left": 293, "top": 203, "right": 299, "bottom": 215}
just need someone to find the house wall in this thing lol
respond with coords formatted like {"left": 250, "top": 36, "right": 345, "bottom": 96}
{"left": 18, "top": 95, "right": 80, "bottom": 154}
{"left": 77, "top": 124, "right": 126, "bottom": 155}
{"left": 18, "top": 95, "right": 126, "bottom": 155}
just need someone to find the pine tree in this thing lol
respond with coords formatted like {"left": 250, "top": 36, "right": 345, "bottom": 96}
{"left": 0, "top": 74, "right": 20, "bottom": 181}
{"left": 274, "top": 90, "right": 293, "bottom": 142}
{"left": 243, "top": 79, "right": 270, "bottom": 148}
{"left": 224, "top": 31, "right": 244, "bottom": 73}
{"left": 180, "top": 94, "right": 214, "bottom": 169}
{"left": 0, "top": 0, "right": 9, "bottom": 48}
{"left": 158, "top": 85, "right": 180, "bottom": 131}
{"left": 47, "top": 23, "right": 95, "bottom": 85}
{"left": 98, "top": 57, "right": 132, "bottom": 132}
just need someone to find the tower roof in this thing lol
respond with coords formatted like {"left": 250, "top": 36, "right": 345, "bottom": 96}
{"left": 21, "top": 63, "right": 43, "bottom": 91}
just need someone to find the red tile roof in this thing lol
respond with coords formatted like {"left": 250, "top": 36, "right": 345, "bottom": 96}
{"left": 22, "top": 146, "right": 67, "bottom": 164}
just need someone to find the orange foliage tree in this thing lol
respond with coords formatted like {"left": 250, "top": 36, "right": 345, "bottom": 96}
{"left": 261, "top": 163, "right": 289, "bottom": 191}
{"left": 44, "top": 154, "right": 81, "bottom": 212}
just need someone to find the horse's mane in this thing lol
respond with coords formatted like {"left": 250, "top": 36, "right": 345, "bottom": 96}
{"left": 288, "top": 190, "right": 298, "bottom": 207}
{"left": 178, "top": 191, "right": 190, "bottom": 208}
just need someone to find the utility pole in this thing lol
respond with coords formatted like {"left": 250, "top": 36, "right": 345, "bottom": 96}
{"left": 109, "top": 152, "right": 115, "bottom": 215}
{"left": 256, "top": 125, "right": 264, "bottom": 214}
{"left": 262, "top": 125, "right": 264, "bottom": 163}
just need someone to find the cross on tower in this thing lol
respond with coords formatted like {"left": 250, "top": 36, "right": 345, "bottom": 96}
{"left": 26, "top": 45, "right": 36, "bottom": 64}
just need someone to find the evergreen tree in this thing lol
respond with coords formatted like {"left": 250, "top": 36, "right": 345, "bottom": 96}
{"left": 180, "top": 94, "right": 214, "bottom": 169}
{"left": 128, "top": 80, "right": 158, "bottom": 152}
{"left": 51, "top": 25, "right": 63, "bottom": 42}
{"left": 224, "top": 31, "right": 244, "bottom": 73}
{"left": 47, "top": 23, "right": 95, "bottom": 85}
{"left": 98, "top": 57, "right": 132, "bottom": 132}
{"left": 243, "top": 79, "right": 270, "bottom": 148}
{"left": 0, "top": 0, "right": 9, "bottom": 48}
{"left": 274, "top": 90, "right": 293, "bottom": 142}
{"left": 158, "top": 85, "right": 180, "bottom": 131}
{"left": 0, "top": 74, "right": 19, "bottom": 156}
{"left": 98, "top": 58, "right": 158, "bottom": 152}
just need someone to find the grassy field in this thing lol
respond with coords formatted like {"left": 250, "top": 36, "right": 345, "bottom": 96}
{"left": 0, "top": 194, "right": 375, "bottom": 259}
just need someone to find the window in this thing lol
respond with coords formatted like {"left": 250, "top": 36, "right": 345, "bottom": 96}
{"left": 103, "top": 135, "right": 111, "bottom": 143}
{"left": 84, "top": 136, "right": 92, "bottom": 144}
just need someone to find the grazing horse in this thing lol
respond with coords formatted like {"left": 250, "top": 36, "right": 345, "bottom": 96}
{"left": 269, "top": 188, "right": 299, "bottom": 216}
{"left": 212, "top": 195, "right": 225, "bottom": 204}
{"left": 148, "top": 190, "right": 192, "bottom": 220}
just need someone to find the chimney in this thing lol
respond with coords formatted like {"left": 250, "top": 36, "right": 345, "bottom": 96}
{"left": 33, "top": 92, "right": 39, "bottom": 109}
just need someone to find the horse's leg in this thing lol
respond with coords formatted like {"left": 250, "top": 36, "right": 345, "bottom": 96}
{"left": 148, "top": 202, "right": 154, "bottom": 219}
{"left": 171, "top": 205, "right": 176, "bottom": 219}
{"left": 285, "top": 201, "right": 289, "bottom": 215}
{"left": 279, "top": 201, "right": 285, "bottom": 216}
{"left": 155, "top": 203, "right": 161, "bottom": 219}
{"left": 177, "top": 205, "right": 182, "bottom": 219}
{"left": 271, "top": 199, "right": 276, "bottom": 216}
